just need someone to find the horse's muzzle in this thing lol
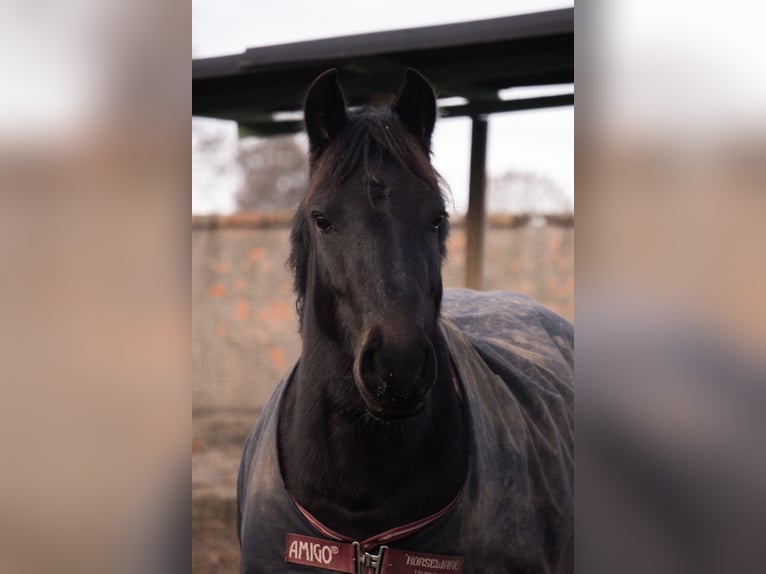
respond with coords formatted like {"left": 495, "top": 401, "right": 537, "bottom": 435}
{"left": 353, "top": 326, "right": 438, "bottom": 418}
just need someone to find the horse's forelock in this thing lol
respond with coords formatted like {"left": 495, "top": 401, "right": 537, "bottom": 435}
{"left": 309, "top": 109, "right": 444, "bottom": 196}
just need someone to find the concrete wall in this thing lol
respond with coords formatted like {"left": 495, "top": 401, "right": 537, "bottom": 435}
{"left": 192, "top": 214, "right": 573, "bottom": 414}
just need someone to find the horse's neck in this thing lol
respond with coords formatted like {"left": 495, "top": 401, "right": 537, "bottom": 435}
{"left": 278, "top": 319, "right": 468, "bottom": 540}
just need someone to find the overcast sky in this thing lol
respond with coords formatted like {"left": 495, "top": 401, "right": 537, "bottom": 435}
{"left": 192, "top": 0, "right": 574, "bottom": 214}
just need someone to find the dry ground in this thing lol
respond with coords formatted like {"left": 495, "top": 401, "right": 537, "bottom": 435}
{"left": 193, "top": 410, "right": 259, "bottom": 574}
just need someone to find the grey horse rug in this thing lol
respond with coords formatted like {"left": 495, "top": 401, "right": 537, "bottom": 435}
{"left": 238, "top": 289, "right": 574, "bottom": 573}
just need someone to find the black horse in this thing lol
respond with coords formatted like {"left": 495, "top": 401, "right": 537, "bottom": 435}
{"left": 238, "top": 69, "right": 574, "bottom": 574}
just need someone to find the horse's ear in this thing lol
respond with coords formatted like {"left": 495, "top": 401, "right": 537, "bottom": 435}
{"left": 393, "top": 68, "right": 437, "bottom": 154}
{"left": 304, "top": 69, "right": 347, "bottom": 158}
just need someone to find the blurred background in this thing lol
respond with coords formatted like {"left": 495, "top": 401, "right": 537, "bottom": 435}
{"left": 192, "top": 2, "right": 574, "bottom": 571}
{"left": 0, "top": 2, "right": 188, "bottom": 573}
{"left": 577, "top": 2, "right": 766, "bottom": 573}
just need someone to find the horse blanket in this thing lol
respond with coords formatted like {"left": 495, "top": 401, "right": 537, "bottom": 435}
{"left": 238, "top": 289, "right": 574, "bottom": 573}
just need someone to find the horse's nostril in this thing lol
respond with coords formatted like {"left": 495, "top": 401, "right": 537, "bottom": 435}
{"left": 357, "top": 337, "right": 389, "bottom": 399}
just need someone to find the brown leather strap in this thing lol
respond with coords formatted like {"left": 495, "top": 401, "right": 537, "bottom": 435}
{"left": 289, "top": 490, "right": 461, "bottom": 552}
{"left": 285, "top": 533, "right": 463, "bottom": 574}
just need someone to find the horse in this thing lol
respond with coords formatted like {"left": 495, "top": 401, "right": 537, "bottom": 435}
{"left": 238, "top": 68, "right": 574, "bottom": 574}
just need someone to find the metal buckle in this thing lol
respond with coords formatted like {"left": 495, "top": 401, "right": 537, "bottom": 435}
{"left": 353, "top": 541, "right": 388, "bottom": 574}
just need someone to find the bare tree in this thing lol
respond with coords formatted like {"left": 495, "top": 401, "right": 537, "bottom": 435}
{"left": 235, "top": 136, "right": 308, "bottom": 213}
{"left": 488, "top": 170, "right": 572, "bottom": 214}
{"left": 192, "top": 118, "right": 241, "bottom": 213}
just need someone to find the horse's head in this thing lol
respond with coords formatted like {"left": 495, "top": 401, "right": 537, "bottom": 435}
{"left": 289, "top": 69, "right": 448, "bottom": 419}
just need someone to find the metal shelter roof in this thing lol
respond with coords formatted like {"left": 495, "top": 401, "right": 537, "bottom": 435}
{"left": 192, "top": 8, "right": 573, "bottom": 137}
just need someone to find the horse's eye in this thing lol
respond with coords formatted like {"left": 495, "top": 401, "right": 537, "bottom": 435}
{"left": 312, "top": 213, "right": 332, "bottom": 232}
{"left": 431, "top": 213, "right": 446, "bottom": 230}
